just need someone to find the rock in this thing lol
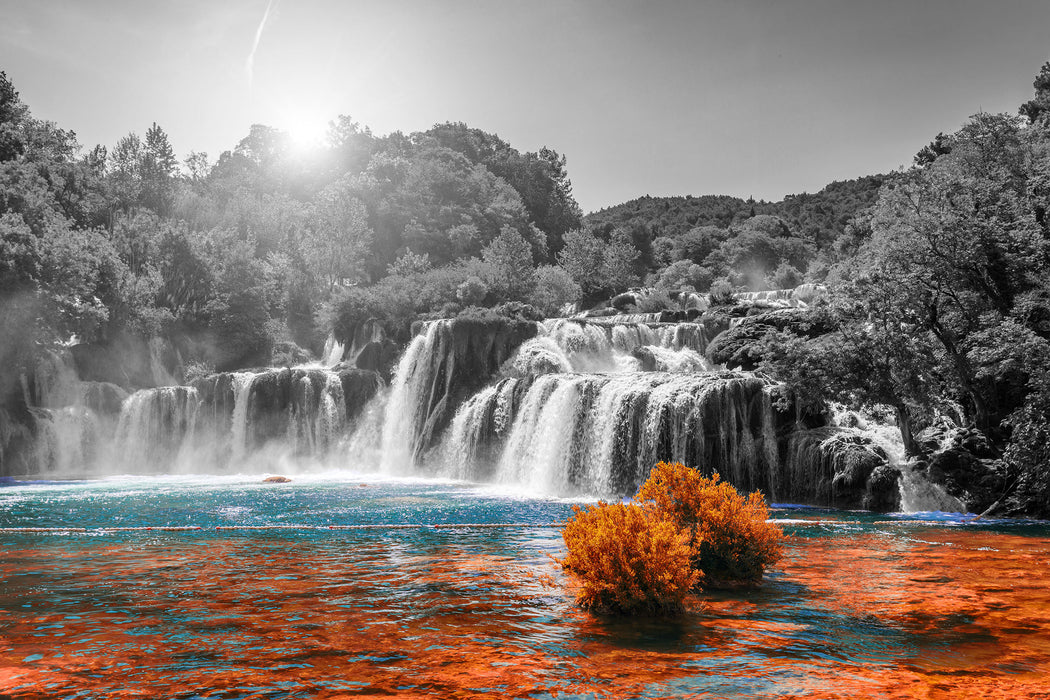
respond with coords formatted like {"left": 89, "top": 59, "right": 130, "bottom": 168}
{"left": 863, "top": 464, "right": 903, "bottom": 512}
{"left": 72, "top": 333, "right": 182, "bottom": 389}
{"left": 784, "top": 427, "right": 891, "bottom": 510}
{"left": 338, "top": 369, "right": 384, "bottom": 421}
{"left": 271, "top": 341, "right": 313, "bottom": 367}
{"left": 263, "top": 476, "right": 291, "bottom": 483}
{"left": 80, "top": 382, "right": 129, "bottom": 416}
{"left": 410, "top": 317, "right": 538, "bottom": 458}
{"left": 925, "top": 442, "right": 1005, "bottom": 513}
{"left": 706, "top": 308, "right": 836, "bottom": 370}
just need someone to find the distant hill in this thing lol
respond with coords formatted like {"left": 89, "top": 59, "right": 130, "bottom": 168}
{"left": 584, "top": 175, "right": 887, "bottom": 249}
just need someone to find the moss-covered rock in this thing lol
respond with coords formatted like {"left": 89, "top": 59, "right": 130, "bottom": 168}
{"left": 706, "top": 308, "right": 836, "bottom": 370}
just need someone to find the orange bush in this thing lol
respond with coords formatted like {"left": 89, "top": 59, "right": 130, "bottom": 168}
{"left": 558, "top": 501, "right": 699, "bottom": 615}
{"left": 636, "top": 462, "right": 784, "bottom": 587}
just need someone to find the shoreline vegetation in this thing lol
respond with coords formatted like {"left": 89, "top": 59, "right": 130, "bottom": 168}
{"left": 2, "top": 62, "right": 1050, "bottom": 517}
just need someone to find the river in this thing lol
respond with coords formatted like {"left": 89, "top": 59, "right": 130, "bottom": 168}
{"left": 2, "top": 474, "right": 1048, "bottom": 698}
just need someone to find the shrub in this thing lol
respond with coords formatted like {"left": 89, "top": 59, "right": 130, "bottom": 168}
{"left": 559, "top": 501, "right": 698, "bottom": 615}
{"left": 635, "top": 289, "right": 675, "bottom": 313}
{"left": 636, "top": 462, "right": 784, "bottom": 586}
{"left": 708, "top": 277, "right": 736, "bottom": 305}
{"left": 456, "top": 276, "right": 488, "bottom": 306}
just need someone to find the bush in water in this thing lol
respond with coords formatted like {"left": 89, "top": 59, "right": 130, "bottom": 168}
{"left": 558, "top": 462, "right": 784, "bottom": 615}
{"left": 636, "top": 462, "right": 784, "bottom": 587}
{"left": 558, "top": 501, "right": 698, "bottom": 615}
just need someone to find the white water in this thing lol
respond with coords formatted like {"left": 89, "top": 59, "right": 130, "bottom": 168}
{"left": 378, "top": 322, "right": 442, "bottom": 474}
{"left": 113, "top": 386, "right": 199, "bottom": 471}
{"left": 229, "top": 372, "right": 256, "bottom": 462}
{"left": 13, "top": 307, "right": 966, "bottom": 514}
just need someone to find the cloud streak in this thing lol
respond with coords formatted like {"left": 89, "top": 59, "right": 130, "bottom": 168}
{"left": 246, "top": 0, "right": 279, "bottom": 88}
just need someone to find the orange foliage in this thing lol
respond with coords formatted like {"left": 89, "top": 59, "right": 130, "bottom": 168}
{"left": 636, "top": 462, "right": 784, "bottom": 587}
{"left": 558, "top": 501, "right": 699, "bottom": 615}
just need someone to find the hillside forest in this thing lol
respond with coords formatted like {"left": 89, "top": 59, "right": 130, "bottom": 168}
{"left": 2, "top": 63, "right": 1050, "bottom": 514}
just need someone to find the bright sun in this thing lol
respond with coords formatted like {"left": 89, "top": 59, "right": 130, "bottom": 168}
{"left": 283, "top": 112, "right": 329, "bottom": 154}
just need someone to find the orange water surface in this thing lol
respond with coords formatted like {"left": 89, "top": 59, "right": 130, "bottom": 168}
{"left": 1, "top": 526, "right": 1049, "bottom": 699}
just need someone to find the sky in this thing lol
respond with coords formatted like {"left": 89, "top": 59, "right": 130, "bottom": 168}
{"left": 1, "top": 0, "right": 1049, "bottom": 213}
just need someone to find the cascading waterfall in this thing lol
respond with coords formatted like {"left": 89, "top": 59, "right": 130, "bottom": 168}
{"left": 899, "top": 464, "right": 968, "bottom": 513}
{"left": 114, "top": 386, "right": 199, "bottom": 470}
{"left": 287, "top": 370, "right": 347, "bottom": 455}
{"left": 321, "top": 334, "right": 347, "bottom": 367}
{"left": 371, "top": 316, "right": 915, "bottom": 509}
{"left": 380, "top": 318, "right": 721, "bottom": 479}
{"left": 229, "top": 372, "right": 256, "bottom": 462}
{"left": 29, "top": 406, "right": 100, "bottom": 474}
{"left": 379, "top": 322, "right": 443, "bottom": 473}
{"left": 436, "top": 371, "right": 782, "bottom": 497}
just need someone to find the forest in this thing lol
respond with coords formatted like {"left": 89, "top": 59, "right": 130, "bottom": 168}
{"left": 2, "top": 62, "right": 1050, "bottom": 515}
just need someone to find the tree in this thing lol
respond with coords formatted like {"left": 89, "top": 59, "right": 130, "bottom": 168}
{"left": 141, "top": 123, "right": 177, "bottom": 215}
{"left": 109, "top": 132, "right": 142, "bottom": 216}
{"left": 481, "top": 225, "right": 536, "bottom": 301}
{"left": 1020, "top": 61, "right": 1050, "bottom": 124}
{"left": 528, "top": 265, "right": 582, "bottom": 316}
{"left": 184, "top": 151, "right": 210, "bottom": 184}
{"left": 557, "top": 228, "right": 639, "bottom": 305}
{"left": 864, "top": 118, "right": 1046, "bottom": 432}
{"left": 759, "top": 283, "right": 938, "bottom": 456}
{"left": 0, "top": 71, "right": 28, "bottom": 162}
{"left": 305, "top": 178, "right": 373, "bottom": 292}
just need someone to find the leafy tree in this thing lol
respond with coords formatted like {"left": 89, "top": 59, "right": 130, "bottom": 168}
{"left": 140, "top": 123, "right": 178, "bottom": 215}
{"left": 481, "top": 225, "right": 535, "bottom": 301}
{"left": 1020, "top": 61, "right": 1050, "bottom": 124}
{"left": 768, "top": 261, "right": 802, "bottom": 289}
{"left": 527, "top": 265, "right": 581, "bottom": 316}
{"left": 653, "top": 259, "right": 714, "bottom": 292}
{"left": 387, "top": 249, "right": 432, "bottom": 277}
{"left": 109, "top": 132, "right": 142, "bottom": 216}
{"left": 305, "top": 179, "right": 373, "bottom": 291}
{"left": 0, "top": 71, "right": 28, "bottom": 162}
{"left": 557, "top": 228, "right": 639, "bottom": 305}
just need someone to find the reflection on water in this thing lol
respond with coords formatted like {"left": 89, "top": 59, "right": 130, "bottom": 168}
{"left": 1, "top": 477, "right": 1049, "bottom": 698}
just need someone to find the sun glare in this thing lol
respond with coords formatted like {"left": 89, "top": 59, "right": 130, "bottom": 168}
{"left": 283, "top": 113, "right": 329, "bottom": 155}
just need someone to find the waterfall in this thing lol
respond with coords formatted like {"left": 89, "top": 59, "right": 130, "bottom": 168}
{"left": 286, "top": 370, "right": 347, "bottom": 455}
{"left": 899, "top": 466, "right": 968, "bottom": 513}
{"left": 436, "top": 371, "right": 781, "bottom": 498}
{"left": 29, "top": 406, "right": 100, "bottom": 474}
{"left": 229, "top": 372, "right": 256, "bottom": 462}
{"left": 322, "top": 334, "right": 347, "bottom": 367}
{"left": 379, "top": 321, "right": 443, "bottom": 473}
{"left": 114, "top": 386, "right": 199, "bottom": 471}
{"left": 371, "top": 317, "right": 794, "bottom": 495}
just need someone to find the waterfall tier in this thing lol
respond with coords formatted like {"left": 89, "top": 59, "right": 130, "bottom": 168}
{"left": 439, "top": 371, "right": 782, "bottom": 498}
{"left": 371, "top": 315, "right": 901, "bottom": 508}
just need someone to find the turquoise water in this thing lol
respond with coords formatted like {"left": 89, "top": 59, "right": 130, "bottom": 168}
{"left": 2, "top": 475, "right": 1049, "bottom": 698}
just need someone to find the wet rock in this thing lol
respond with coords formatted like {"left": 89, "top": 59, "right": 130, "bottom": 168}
{"left": 410, "top": 317, "right": 538, "bottom": 458}
{"left": 81, "top": 382, "right": 129, "bottom": 417}
{"left": 263, "top": 476, "right": 291, "bottom": 483}
{"left": 706, "top": 308, "right": 836, "bottom": 370}
{"left": 783, "top": 428, "right": 891, "bottom": 510}
{"left": 71, "top": 333, "right": 182, "bottom": 389}
{"left": 925, "top": 444, "right": 1005, "bottom": 513}
{"left": 338, "top": 369, "right": 383, "bottom": 421}
{"left": 863, "top": 464, "right": 903, "bottom": 512}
